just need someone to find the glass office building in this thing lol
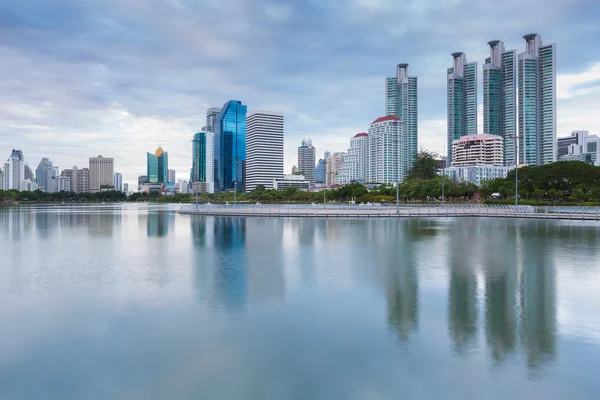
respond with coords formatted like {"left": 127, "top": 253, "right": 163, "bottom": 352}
{"left": 215, "top": 100, "right": 247, "bottom": 192}
{"left": 147, "top": 146, "right": 168, "bottom": 183}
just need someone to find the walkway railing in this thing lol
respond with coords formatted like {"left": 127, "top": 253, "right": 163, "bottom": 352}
{"left": 179, "top": 204, "right": 600, "bottom": 221}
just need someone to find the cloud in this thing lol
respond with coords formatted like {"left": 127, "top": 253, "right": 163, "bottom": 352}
{"left": 0, "top": 0, "right": 599, "bottom": 184}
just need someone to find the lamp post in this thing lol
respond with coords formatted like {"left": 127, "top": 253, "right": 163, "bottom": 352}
{"left": 442, "top": 142, "right": 446, "bottom": 207}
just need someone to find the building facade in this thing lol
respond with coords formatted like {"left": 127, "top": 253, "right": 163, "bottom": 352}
{"left": 167, "top": 169, "right": 176, "bottom": 183}
{"left": 113, "top": 172, "right": 123, "bottom": 192}
{"left": 366, "top": 116, "right": 403, "bottom": 184}
{"left": 325, "top": 153, "right": 345, "bottom": 186}
{"left": 61, "top": 167, "right": 89, "bottom": 193}
{"left": 3, "top": 150, "right": 26, "bottom": 191}
{"left": 337, "top": 133, "right": 368, "bottom": 185}
{"left": 297, "top": 138, "right": 316, "bottom": 186}
{"left": 273, "top": 174, "right": 310, "bottom": 191}
{"left": 147, "top": 146, "right": 168, "bottom": 184}
{"left": 518, "top": 34, "right": 556, "bottom": 166}
{"left": 191, "top": 131, "right": 215, "bottom": 194}
{"left": 386, "top": 63, "right": 418, "bottom": 175}
{"left": 215, "top": 100, "right": 247, "bottom": 192}
{"left": 89, "top": 155, "right": 114, "bottom": 192}
{"left": 483, "top": 40, "right": 517, "bottom": 166}
{"left": 36, "top": 158, "right": 58, "bottom": 193}
{"left": 443, "top": 165, "right": 514, "bottom": 186}
{"left": 451, "top": 134, "right": 504, "bottom": 167}
{"left": 205, "top": 107, "right": 221, "bottom": 133}
{"left": 557, "top": 130, "right": 600, "bottom": 166}
{"left": 245, "top": 110, "right": 284, "bottom": 192}
{"left": 447, "top": 53, "right": 478, "bottom": 163}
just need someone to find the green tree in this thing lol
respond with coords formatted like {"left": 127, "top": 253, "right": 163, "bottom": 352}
{"left": 408, "top": 150, "right": 440, "bottom": 180}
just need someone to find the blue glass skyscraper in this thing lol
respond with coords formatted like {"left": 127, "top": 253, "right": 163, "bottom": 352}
{"left": 147, "top": 146, "right": 168, "bottom": 183}
{"left": 215, "top": 100, "right": 247, "bottom": 192}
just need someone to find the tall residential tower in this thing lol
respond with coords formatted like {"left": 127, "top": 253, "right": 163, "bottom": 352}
{"left": 192, "top": 131, "right": 215, "bottom": 193}
{"left": 447, "top": 53, "right": 477, "bottom": 164}
{"left": 518, "top": 34, "right": 556, "bottom": 165}
{"left": 483, "top": 40, "right": 517, "bottom": 166}
{"left": 89, "top": 155, "right": 114, "bottom": 192}
{"left": 385, "top": 64, "right": 418, "bottom": 179}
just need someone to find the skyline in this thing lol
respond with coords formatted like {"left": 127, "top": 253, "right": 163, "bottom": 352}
{"left": 1, "top": 0, "right": 599, "bottom": 186}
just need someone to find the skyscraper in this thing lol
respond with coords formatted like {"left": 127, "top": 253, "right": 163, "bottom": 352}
{"left": 447, "top": 53, "right": 478, "bottom": 163}
{"left": 3, "top": 150, "right": 25, "bottom": 191}
{"left": 36, "top": 158, "right": 58, "bottom": 193}
{"left": 297, "top": 138, "right": 316, "bottom": 186}
{"left": 386, "top": 63, "right": 418, "bottom": 177}
{"left": 192, "top": 131, "right": 215, "bottom": 193}
{"left": 61, "top": 166, "right": 89, "bottom": 193}
{"left": 113, "top": 172, "right": 123, "bottom": 192}
{"left": 147, "top": 146, "right": 168, "bottom": 184}
{"left": 89, "top": 155, "right": 114, "bottom": 192}
{"left": 518, "top": 34, "right": 556, "bottom": 165}
{"left": 326, "top": 153, "right": 344, "bottom": 186}
{"left": 215, "top": 100, "right": 247, "bottom": 192}
{"left": 483, "top": 40, "right": 517, "bottom": 166}
{"left": 245, "top": 110, "right": 284, "bottom": 192}
{"left": 205, "top": 107, "right": 222, "bottom": 133}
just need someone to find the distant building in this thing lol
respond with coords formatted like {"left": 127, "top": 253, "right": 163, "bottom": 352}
{"left": 24, "top": 164, "right": 35, "bottom": 182}
{"left": 61, "top": 166, "right": 89, "bottom": 193}
{"left": 291, "top": 165, "right": 298, "bottom": 174}
{"left": 177, "top": 180, "right": 189, "bottom": 194}
{"left": 147, "top": 146, "right": 168, "bottom": 184}
{"left": 167, "top": 169, "right": 176, "bottom": 183}
{"left": 452, "top": 134, "right": 504, "bottom": 167}
{"left": 123, "top": 183, "right": 129, "bottom": 194}
{"left": 205, "top": 107, "right": 222, "bottom": 133}
{"left": 337, "top": 133, "right": 368, "bottom": 185}
{"left": 443, "top": 165, "right": 514, "bottom": 186}
{"left": 3, "top": 150, "right": 26, "bottom": 191}
{"left": 89, "top": 155, "right": 114, "bottom": 192}
{"left": 297, "top": 138, "right": 316, "bottom": 186}
{"left": 36, "top": 158, "right": 58, "bottom": 193}
{"left": 246, "top": 110, "right": 284, "bottom": 192}
{"left": 386, "top": 63, "right": 418, "bottom": 177}
{"left": 215, "top": 100, "right": 247, "bottom": 192}
{"left": 58, "top": 175, "right": 71, "bottom": 192}
{"left": 557, "top": 130, "right": 600, "bottom": 166}
{"left": 192, "top": 131, "right": 215, "bottom": 194}
{"left": 273, "top": 174, "right": 310, "bottom": 191}
{"left": 315, "top": 159, "right": 326, "bottom": 183}
{"left": 22, "top": 179, "right": 38, "bottom": 191}
{"left": 326, "top": 153, "right": 345, "bottom": 186}
{"left": 113, "top": 172, "right": 123, "bottom": 192}
{"left": 0, "top": 169, "right": 4, "bottom": 189}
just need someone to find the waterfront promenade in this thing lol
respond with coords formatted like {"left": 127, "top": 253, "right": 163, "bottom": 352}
{"left": 179, "top": 204, "right": 600, "bottom": 221}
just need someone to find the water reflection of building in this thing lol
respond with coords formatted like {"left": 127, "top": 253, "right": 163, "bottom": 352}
{"left": 245, "top": 218, "right": 284, "bottom": 303}
{"left": 519, "top": 227, "right": 557, "bottom": 369}
{"left": 147, "top": 210, "right": 171, "bottom": 237}
{"left": 483, "top": 223, "right": 517, "bottom": 362}
{"left": 88, "top": 212, "right": 120, "bottom": 237}
{"left": 448, "top": 222, "right": 478, "bottom": 353}
{"left": 212, "top": 217, "right": 247, "bottom": 311}
{"left": 383, "top": 220, "right": 420, "bottom": 342}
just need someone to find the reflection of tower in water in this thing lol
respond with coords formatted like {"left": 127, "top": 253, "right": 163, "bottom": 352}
{"left": 484, "top": 223, "right": 517, "bottom": 362}
{"left": 519, "top": 227, "right": 556, "bottom": 369}
{"left": 448, "top": 222, "right": 478, "bottom": 353}
{"left": 384, "top": 220, "right": 419, "bottom": 342}
{"left": 147, "top": 210, "right": 170, "bottom": 237}
{"left": 212, "top": 217, "right": 247, "bottom": 311}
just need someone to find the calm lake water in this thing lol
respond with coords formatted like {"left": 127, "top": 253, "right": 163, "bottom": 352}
{"left": 1, "top": 204, "right": 600, "bottom": 399}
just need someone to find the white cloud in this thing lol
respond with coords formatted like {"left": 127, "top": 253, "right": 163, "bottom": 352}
{"left": 557, "top": 61, "right": 600, "bottom": 100}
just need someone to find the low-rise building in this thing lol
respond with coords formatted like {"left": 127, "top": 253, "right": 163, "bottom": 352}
{"left": 557, "top": 130, "right": 600, "bottom": 166}
{"left": 443, "top": 165, "right": 514, "bottom": 186}
{"left": 452, "top": 134, "right": 504, "bottom": 167}
{"left": 273, "top": 174, "right": 310, "bottom": 191}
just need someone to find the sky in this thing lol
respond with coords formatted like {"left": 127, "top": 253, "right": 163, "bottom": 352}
{"left": 1, "top": 0, "right": 600, "bottom": 187}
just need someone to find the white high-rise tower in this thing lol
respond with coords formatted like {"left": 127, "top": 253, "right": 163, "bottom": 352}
{"left": 245, "top": 110, "right": 284, "bottom": 192}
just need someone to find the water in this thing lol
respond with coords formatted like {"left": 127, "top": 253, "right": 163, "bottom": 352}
{"left": 1, "top": 204, "right": 600, "bottom": 399}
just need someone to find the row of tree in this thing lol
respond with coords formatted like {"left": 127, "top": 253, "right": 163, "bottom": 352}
{"left": 0, "top": 190, "right": 127, "bottom": 203}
